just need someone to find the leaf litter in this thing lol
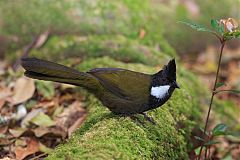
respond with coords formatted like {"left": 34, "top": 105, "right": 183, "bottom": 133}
{"left": 0, "top": 59, "right": 87, "bottom": 159}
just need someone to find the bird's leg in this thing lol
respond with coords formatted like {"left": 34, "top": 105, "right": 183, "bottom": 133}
{"left": 129, "top": 115, "right": 146, "bottom": 127}
{"left": 141, "top": 113, "right": 156, "bottom": 125}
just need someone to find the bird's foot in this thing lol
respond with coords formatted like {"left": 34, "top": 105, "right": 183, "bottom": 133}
{"left": 129, "top": 115, "right": 146, "bottom": 127}
{"left": 141, "top": 113, "right": 156, "bottom": 125}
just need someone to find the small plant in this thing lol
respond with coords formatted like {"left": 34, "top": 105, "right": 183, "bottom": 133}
{"left": 180, "top": 18, "right": 240, "bottom": 159}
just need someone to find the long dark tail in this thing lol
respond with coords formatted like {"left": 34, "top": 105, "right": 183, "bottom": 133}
{"left": 21, "top": 58, "right": 100, "bottom": 91}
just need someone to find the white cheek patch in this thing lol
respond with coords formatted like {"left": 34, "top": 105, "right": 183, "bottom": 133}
{"left": 151, "top": 85, "right": 170, "bottom": 99}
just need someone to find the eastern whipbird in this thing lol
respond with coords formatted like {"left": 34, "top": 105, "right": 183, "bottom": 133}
{"left": 21, "top": 58, "right": 180, "bottom": 123}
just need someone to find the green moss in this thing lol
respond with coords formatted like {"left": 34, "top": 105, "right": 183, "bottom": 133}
{"left": 29, "top": 35, "right": 170, "bottom": 65}
{"left": 2, "top": 0, "right": 176, "bottom": 58}
{"left": 47, "top": 57, "right": 204, "bottom": 159}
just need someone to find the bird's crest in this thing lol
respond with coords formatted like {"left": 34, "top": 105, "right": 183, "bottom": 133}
{"left": 163, "top": 59, "right": 176, "bottom": 80}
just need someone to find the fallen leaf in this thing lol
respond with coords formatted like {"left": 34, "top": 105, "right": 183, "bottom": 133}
{"left": 52, "top": 105, "right": 64, "bottom": 118}
{"left": 55, "top": 101, "right": 86, "bottom": 136}
{"left": 0, "top": 157, "right": 15, "bottom": 160}
{"left": 21, "top": 109, "right": 42, "bottom": 127}
{"left": 0, "top": 126, "right": 8, "bottom": 134}
{"left": 15, "top": 138, "right": 27, "bottom": 147}
{"left": 34, "top": 100, "right": 56, "bottom": 109}
{"left": 12, "top": 77, "right": 35, "bottom": 105}
{"left": 0, "top": 86, "right": 12, "bottom": 101}
{"left": 33, "top": 126, "right": 67, "bottom": 139}
{"left": 39, "top": 142, "right": 53, "bottom": 154}
{"left": 68, "top": 112, "right": 87, "bottom": 136}
{"left": 0, "top": 134, "right": 13, "bottom": 146}
{"left": 36, "top": 81, "right": 55, "bottom": 99}
{"left": 31, "top": 112, "right": 55, "bottom": 127}
{"left": 9, "top": 128, "right": 28, "bottom": 138}
{"left": 15, "top": 138, "right": 39, "bottom": 160}
{"left": 0, "top": 99, "right": 5, "bottom": 109}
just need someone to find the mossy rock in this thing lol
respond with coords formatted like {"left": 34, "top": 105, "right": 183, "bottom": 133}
{"left": 47, "top": 57, "right": 204, "bottom": 160}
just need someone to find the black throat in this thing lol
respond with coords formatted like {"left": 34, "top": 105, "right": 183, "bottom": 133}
{"left": 147, "top": 72, "right": 174, "bottom": 110}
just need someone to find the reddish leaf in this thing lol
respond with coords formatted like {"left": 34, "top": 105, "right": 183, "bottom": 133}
{"left": 15, "top": 138, "right": 39, "bottom": 160}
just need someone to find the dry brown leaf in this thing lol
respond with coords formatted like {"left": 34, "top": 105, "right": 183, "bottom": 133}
{"left": 0, "top": 126, "right": 8, "bottom": 134}
{"left": 9, "top": 128, "right": 28, "bottom": 138}
{"left": 68, "top": 112, "right": 87, "bottom": 136}
{"left": 12, "top": 77, "right": 35, "bottom": 105}
{"left": 0, "top": 99, "right": 5, "bottom": 110}
{"left": 55, "top": 101, "right": 86, "bottom": 136}
{"left": 0, "top": 157, "right": 15, "bottom": 160}
{"left": 0, "top": 137, "right": 12, "bottom": 146}
{"left": 33, "top": 126, "right": 67, "bottom": 139}
{"left": 15, "top": 138, "right": 39, "bottom": 160}
{"left": 21, "top": 109, "right": 42, "bottom": 127}
{"left": 0, "top": 87, "right": 12, "bottom": 101}
{"left": 34, "top": 100, "right": 56, "bottom": 109}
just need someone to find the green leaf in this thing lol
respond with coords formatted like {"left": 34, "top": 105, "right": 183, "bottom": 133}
{"left": 179, "top": 21, "right": 214, "bottom": 33}
{"left": 223, "top": 32, "right": 235, "bottom": 40}
{"left": 212, "top": 123, "right": 227, "bottom": 136}
{"left": 230, "top": 90, "right": 240, "bottom": 94}
{"left": 31, "top": 112, "right": 55, "bottom": 127}
{"left": 194, "top": 136, "right": 205, "bottom": 142}
{"left": 194, "top": 146, "right": 205, "bottom": 156}
{"left": 204, "top": 140, "right": 220, "bottom": 146}
{"left": 211, "top": 19, "right": 224, "bottom": 33}
{"left": 222, "top": 90, "right": 240, "bottom": 94}
{"left": 234, "top": 31, "right": 240, "bottom": 38}
{"left": 225, "top": 131, "right": 240, "bottom": 137}
{"left": 216, "top": 82, "right": 225, "bottom": 89}
{"left": 223, "top": 31, "right": 240, "bottom": 40}
{"left": 211, "top": 19, "right": 219, "bottom": 29}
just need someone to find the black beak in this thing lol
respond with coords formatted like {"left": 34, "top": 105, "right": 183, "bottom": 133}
{"left": 174, "top": 81, "right": 180, "bottom": 89}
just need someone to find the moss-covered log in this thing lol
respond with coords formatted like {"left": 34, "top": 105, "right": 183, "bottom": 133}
{"left": 47, "top": 57, "right": 204, "bottom": 160}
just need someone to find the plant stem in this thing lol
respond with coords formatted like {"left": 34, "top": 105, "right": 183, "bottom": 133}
{"left": 197, "top": 40, "right": 226, "bottom": 160}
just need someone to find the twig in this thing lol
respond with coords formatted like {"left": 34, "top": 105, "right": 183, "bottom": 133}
{"left": 211, "top": 32, "right": 222, "bottom": 42}
{"left": 13, "top": 30, "right": 50, "bottom": 71}
{"left": 13, "top": 36, "right": 39, "bottom": 70}
{"left": 30, "top": 153, "right": 47, "bottom": 160}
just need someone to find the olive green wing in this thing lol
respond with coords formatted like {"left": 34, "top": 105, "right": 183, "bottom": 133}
{"left": 88, "top": 68, "right": 152, "bottom": 103}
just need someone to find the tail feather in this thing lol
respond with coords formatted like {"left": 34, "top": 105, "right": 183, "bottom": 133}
{"left": 21, "top": 58, "right": 100, "bottom": 90}
{"left": 21, "top": 58, "right": 82, "bottom": 79}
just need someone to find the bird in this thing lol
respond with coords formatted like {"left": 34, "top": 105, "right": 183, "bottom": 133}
{"left": 21, "top": 57, "right": 180, "bottom": 123}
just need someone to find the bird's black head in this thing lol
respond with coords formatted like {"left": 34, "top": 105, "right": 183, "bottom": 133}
{"left": 152, "top": 59, "right": 180, "bottom": 89}
{"left": 162, "top": 59, "right": 180, "bottom": 89}
{"left": 148, "top": 59, "right": 180, "bottom": 109}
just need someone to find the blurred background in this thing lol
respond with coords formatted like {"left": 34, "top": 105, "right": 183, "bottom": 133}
{"left": 0, "top": 0, "right": 239, "bottom": 159}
